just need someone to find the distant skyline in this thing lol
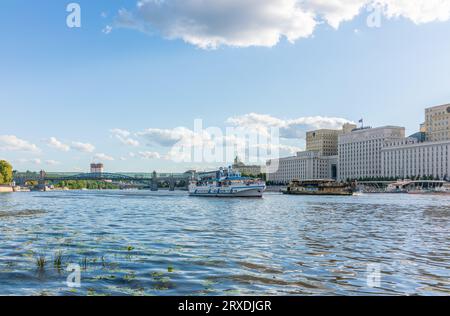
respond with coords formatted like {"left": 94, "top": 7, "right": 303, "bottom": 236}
{"left": 1, "top": 1, "right": 450, "bottom": 172}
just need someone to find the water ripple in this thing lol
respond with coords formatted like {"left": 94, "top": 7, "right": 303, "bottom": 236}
{"left": 0, "top": 190, "right": 449, "bottom": 295}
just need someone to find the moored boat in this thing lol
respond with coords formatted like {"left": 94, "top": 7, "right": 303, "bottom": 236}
{"left": 282, "top": 179, "right": 356, "bottom": 196}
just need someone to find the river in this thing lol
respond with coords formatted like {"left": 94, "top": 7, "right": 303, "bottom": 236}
{"left": 0, "top": 190, "right": 449, "bottom": 295}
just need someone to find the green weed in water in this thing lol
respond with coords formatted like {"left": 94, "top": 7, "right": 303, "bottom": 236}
{"left": 36, "top": 255, "right": 46, "bottom": 270}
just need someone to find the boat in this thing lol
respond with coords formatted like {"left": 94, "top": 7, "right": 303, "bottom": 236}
{"left": 408, "top": 183, "right": 450, "bottom": 195}
{"left": 282, "top": 179, "right": 356, "bottom": 196}
{"left": 188, "top": 167, "right": 266, "bottom": 198}
{"left": 385, "top": 180, "right": 409, "bottom": 193}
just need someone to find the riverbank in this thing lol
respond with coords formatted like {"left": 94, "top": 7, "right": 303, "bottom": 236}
{"left": 0, "top": 185, "right": 13, "bottom": 193}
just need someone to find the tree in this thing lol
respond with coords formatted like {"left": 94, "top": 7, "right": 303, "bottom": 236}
{"left": 0, "top": 160, "right": 13, "bottom": 185}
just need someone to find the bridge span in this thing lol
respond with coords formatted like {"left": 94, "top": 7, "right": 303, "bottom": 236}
{"left": 13, "top": 171, "right": 194, "bottom": 191}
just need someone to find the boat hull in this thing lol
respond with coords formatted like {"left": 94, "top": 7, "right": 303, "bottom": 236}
{"left": 282, "top": 190, "right": 353, "bottom": 196}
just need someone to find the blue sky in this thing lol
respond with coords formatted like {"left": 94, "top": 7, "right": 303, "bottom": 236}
{"left": 1, "top": 0, "right": 450, "bottom": 173}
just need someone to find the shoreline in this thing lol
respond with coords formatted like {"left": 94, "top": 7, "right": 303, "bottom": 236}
{"left": 0, "top": 185, "right": 13, "bottom": 193}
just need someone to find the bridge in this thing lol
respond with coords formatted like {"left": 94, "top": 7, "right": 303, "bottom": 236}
{"left": 13, "top": 171, "right": 194, "bottom": 191}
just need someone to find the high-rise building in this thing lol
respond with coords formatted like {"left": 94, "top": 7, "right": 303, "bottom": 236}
{"left": 338, "top": 126, "right": 405, "bottom": 180}
{"left": 423, "top": 104, "right": 450, "bottom": 142}
{"left": 306, "top": 124, "right": 357, "bottom": 156}
{"left": 306, "top": 129, "right": 340, "bottom": 156}
{"left": 90, "top": 163, "right": 104, "bottom": 174}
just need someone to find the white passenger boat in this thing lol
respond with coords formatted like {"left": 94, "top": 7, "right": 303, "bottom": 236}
{"left": 188, "top": 168, "right": 266, "bottom": 198}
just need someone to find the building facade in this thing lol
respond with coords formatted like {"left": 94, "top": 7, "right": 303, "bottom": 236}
{"left": 305, "top": 124, "right": 357, "bottom": 157}
{"left": 266, "top": 151, "right": 337, "bottom": 184}
{"left": 90, "top": 163, "right": 104, "bottom": 174}
{"left": 423, "top": 104, "right": 450, "bottom": 142}
{"left": 306, "top": 129, "right": 340, "bottom": 156}
{"left": 338, "top": 126, "right": 405, "bottom": 180}
{"left": 232, "top": 157, "right": 262, "bottom": 176}
{"left": 381, "top": 138, "right": 450, "bottom": 180}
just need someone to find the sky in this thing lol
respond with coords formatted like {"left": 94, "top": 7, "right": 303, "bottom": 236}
{"left": 1, "top": 0, "right": 450, "bottom": 173}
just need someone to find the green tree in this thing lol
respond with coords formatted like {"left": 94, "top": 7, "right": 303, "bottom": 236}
{"left": 0, "top": 160, "right": 13, "bottom": 185}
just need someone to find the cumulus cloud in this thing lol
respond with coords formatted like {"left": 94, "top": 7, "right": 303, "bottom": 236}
{"left": 134, "top": 113, "right": 349, "bottom": 164}
{"left": 137, "top": 127, "right": 195, "bottom": 147}
{"left": 138, "top": 151, "right": 161, "bottom": 159}
{"left": 94, "top": 153, "right": 115, "bottom": 161}
{"left": 110, "top": 129, "right": 140, "bottom": 147}
{"left": 226, "top": 113, "right": 351, "bottom": 139}
{"left": 379, "top": 0, "right": 450, "bottom": 24}
{"left": 304, "top": 0, "right": 367, "bottom": 28}
{"left": 45, "top": 160, "right": 61, "bottom": 166}
{"left": 117, "top": 0, "right": 316, "bottom": 49}
{"left": 45, "top": 137, "right": 70, "bottom": 152}
{"left": 0, "top": 135, "right": 40, "bottom": 153}
{"left": 117, "top": 0, "right": 450, "bottom": 48}
{"left": 16, "top": 158, "right": 42, "bottom": 165}
{"left": 71, "top": 141, "right": 96, "bottom": 153}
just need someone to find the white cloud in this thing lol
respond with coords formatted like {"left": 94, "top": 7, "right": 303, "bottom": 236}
{"left": 0, "top": 135, "right": 41, "bottom": 153}
{"left": 45, "top": 137, "right": 70, "bottom": 152}
{"left": 72, "top": 141, "right": 96, "bottom": 153}
{"left": 45, "top": 160, "right": 61, "bottom": 166}
{"left": 138, "top": 151, "right": 161, "bottom": 159}
{"left": 137, "top": 127, "right": 195, "bottom": 147}
{"left": 16, "top": 158, "right": 42, "bottom": 165}
{"left": 304, "top": 0, "right": 366, "bottom": 29}
{"left": 118, "top": 0, "right": 316, "bottom": 49}
{"left": 94, "top": 153, "right": 115, "bottom": 161}
{"left": 134, "top": 113, "right": 350, "bottom": 164}
{"left": 117, "top": 0, "right": 450, "bottom": 48}
{"left": 110, "top": 129, "right": 140, "bottom": 147}
{"left": 226, "top": 113, "right": 351, "bottom": 139}
{"left": 379, "top": 0, "right": 450, "bottom": 24}
{"left": 102, "top": 25, "right": 113, "bottom": 34}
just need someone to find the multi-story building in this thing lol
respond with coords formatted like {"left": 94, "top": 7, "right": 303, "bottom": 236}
{"left": 232, "top": 156, "right": 262, "bottom": 176}
{"left": 90, "top": 163, "right": 104, "bottom": 174}
{"left": 306, "top": 129, "right": 340, "bottom": 156}
{"left": 338, "top": 126, "right": 405, "bottom": 180}
{"left": 423, "top": 104, "right": 450, "bottom": 142}
{"left": 306, "top": 124, "right": 357, "bottom": 156}
{"left": 381, "top": 138, "right": 450, "bottom": 180}
{"left": 266, "top": 151, "right": 337, "bottom": 184}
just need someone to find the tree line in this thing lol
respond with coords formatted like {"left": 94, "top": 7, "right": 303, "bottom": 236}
{"left": 0, "top": 160, "right": 13, "bottom": 185}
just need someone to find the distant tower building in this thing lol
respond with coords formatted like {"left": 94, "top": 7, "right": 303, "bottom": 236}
{"left": 90, "top": 163, "right": 104, "bottom": 174}
{"left": 423, "top": 104, "right": 450, "bottom": 141}
{"left": 232, "top": 156, "right": 262, "bottom": 176}
{"left": 306, "top": 124, "right": 357, "bottom": 157}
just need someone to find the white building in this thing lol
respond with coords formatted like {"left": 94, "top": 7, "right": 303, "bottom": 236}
{"left": 266, "top": 151, "right": 337, "bottom": 184}
{"left": 381, "top": 138, "right": 450, "bottom": 180}
{"left": 338, "top": 126, "right": 405, "bottom": 181}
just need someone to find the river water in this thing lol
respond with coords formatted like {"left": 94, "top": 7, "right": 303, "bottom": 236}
{"left": 0, "top": 190, "right": 449, "bottom": 296}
